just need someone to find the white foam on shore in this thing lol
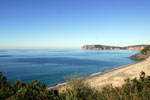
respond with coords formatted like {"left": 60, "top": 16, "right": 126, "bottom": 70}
{"left": 90, "top": 72, "right": 102, "bottom": 76}
{"left": 47, "top": 82, "right": 68, "bottom": 90}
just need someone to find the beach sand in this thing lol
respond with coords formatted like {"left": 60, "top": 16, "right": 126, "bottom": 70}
{"left": 87, "top": 57, "right": 150, "bottom": 88}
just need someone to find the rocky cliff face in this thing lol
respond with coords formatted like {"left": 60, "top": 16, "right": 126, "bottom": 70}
{"left": 130, "top": 46, "right": 150, "bottom": 60}
{"left": 81, "top": 45, "right": 148, "bottom": 50}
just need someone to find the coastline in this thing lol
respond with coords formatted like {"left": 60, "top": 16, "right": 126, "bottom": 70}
{"left": 48, "top": 57, "right": 150, "bottom": 90}
{"left": 88, "top": 60, "right": 143, "bottom": 79}
{"left": 87, "top": 57, "right": 150, "bottom": 88}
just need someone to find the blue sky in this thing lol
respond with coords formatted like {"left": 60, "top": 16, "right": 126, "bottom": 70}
{"left": 0, "top": 0, "right": 150, "bottom": 49}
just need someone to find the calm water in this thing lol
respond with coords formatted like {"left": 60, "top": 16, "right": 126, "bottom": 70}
{"left": 0, "top": 49, "right": 138, "bottom": 87}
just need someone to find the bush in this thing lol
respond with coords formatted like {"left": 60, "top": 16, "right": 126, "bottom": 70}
{"left": 141, "top": 45, "right": 150, "bottom": 55}
{"left": 64, "top": 71, "right": 150, "bottom": 100}
{"left": 1, "top": 71, "right": 150, "bottom": 100}
{"left": 64, "top": 77, "right": 98, "bottom": 100}
{"left": 98, "top": 71, "right": 150, "bottom": 100}
{"left": 0, "top": 72, "right": 62, "bottom": 100}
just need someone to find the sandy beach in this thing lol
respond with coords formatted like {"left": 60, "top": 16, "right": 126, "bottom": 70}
{"left": 87, "top": 57, "right": 150, "bottom": 88}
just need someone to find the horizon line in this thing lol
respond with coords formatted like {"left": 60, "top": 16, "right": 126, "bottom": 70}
{"left": 0, "top": 44, "right": 149, "bottom": 49}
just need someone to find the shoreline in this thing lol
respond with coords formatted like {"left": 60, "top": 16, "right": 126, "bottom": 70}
{"left": 88, "top": 59, "right": 144, "bottom": 79}
{"left": 47, "top": 58, "right": 146, "bottom": 90}
{"left": 87, "top": 57, "right": 150, "bottom": 88}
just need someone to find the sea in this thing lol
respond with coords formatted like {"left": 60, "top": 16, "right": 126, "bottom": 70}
{"left": 0, "top": 49, "right": 139, "bottom": 87}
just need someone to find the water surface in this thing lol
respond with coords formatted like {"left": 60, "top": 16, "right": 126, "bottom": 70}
{"left": 0, "top": 49, "right": 138, "bottom": 87}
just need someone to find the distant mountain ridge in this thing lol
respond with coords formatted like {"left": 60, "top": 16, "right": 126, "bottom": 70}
{"left": 81, "top": 45, "right": 149, "bottom": 50}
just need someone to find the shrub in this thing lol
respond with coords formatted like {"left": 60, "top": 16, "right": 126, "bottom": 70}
{"left": 0, "top": 72, "right": 61, "bottom": 100}
{"left": 141, "top": 45, "right": 150, "bottom": 55}
{"left": 1, "top": 71, "right": 150, "bottom": 100}
{"left": 64, "top": 77, "right": 98, "bottom": 100}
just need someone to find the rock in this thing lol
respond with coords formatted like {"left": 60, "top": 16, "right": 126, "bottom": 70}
{"left": 130, "top": 53, "right": 150, "bottom": 60}
{"left": 130, "top": 46, "right": 150, "bottom": 60}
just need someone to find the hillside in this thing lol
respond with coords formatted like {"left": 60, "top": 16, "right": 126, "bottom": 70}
{"left": 130, "top": 45, "right": 150, "bottom": 60}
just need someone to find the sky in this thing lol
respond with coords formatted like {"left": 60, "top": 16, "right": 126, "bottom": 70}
{"left": 0, "top": 0, "right": 150, "bottom": 49}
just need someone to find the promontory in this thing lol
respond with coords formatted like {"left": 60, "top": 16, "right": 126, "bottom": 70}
{"left": 81, "top": 45, "right": 148, "bottom": 50}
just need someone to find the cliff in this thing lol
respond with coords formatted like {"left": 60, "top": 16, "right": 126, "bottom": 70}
{"left": 81, "top": 45, "right": 148, "bottom": 50}
{"left": 130, "top": 45, "right": 150, "bottom": 60}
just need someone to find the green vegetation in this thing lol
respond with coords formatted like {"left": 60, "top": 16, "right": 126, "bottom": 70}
{"left": 141, "top": 45, "right": 150, "bottom": 55}
{"left": 0, "top": 72, "right": 64, "bottom": 100}
{"left": 1, "top": 71, "right": 150, "bottom": 100}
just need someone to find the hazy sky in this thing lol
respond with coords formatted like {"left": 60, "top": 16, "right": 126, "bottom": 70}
{"left": 0, "top": 0, "right": 150, "bottom": 49}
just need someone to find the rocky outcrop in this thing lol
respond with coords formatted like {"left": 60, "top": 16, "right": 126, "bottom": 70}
{"left": 81, "top": 45, "right": 148, "bottom": 50}
{"left": 130, "top": 46, "right": 150, "bottom": 60}
{"left": 130, "top": 53, "right": 150, "bottom": 60}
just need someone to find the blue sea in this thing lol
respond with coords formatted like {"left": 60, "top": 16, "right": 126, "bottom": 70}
{"left": 0, "top": 49, "right": 139, "bottom": 87}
